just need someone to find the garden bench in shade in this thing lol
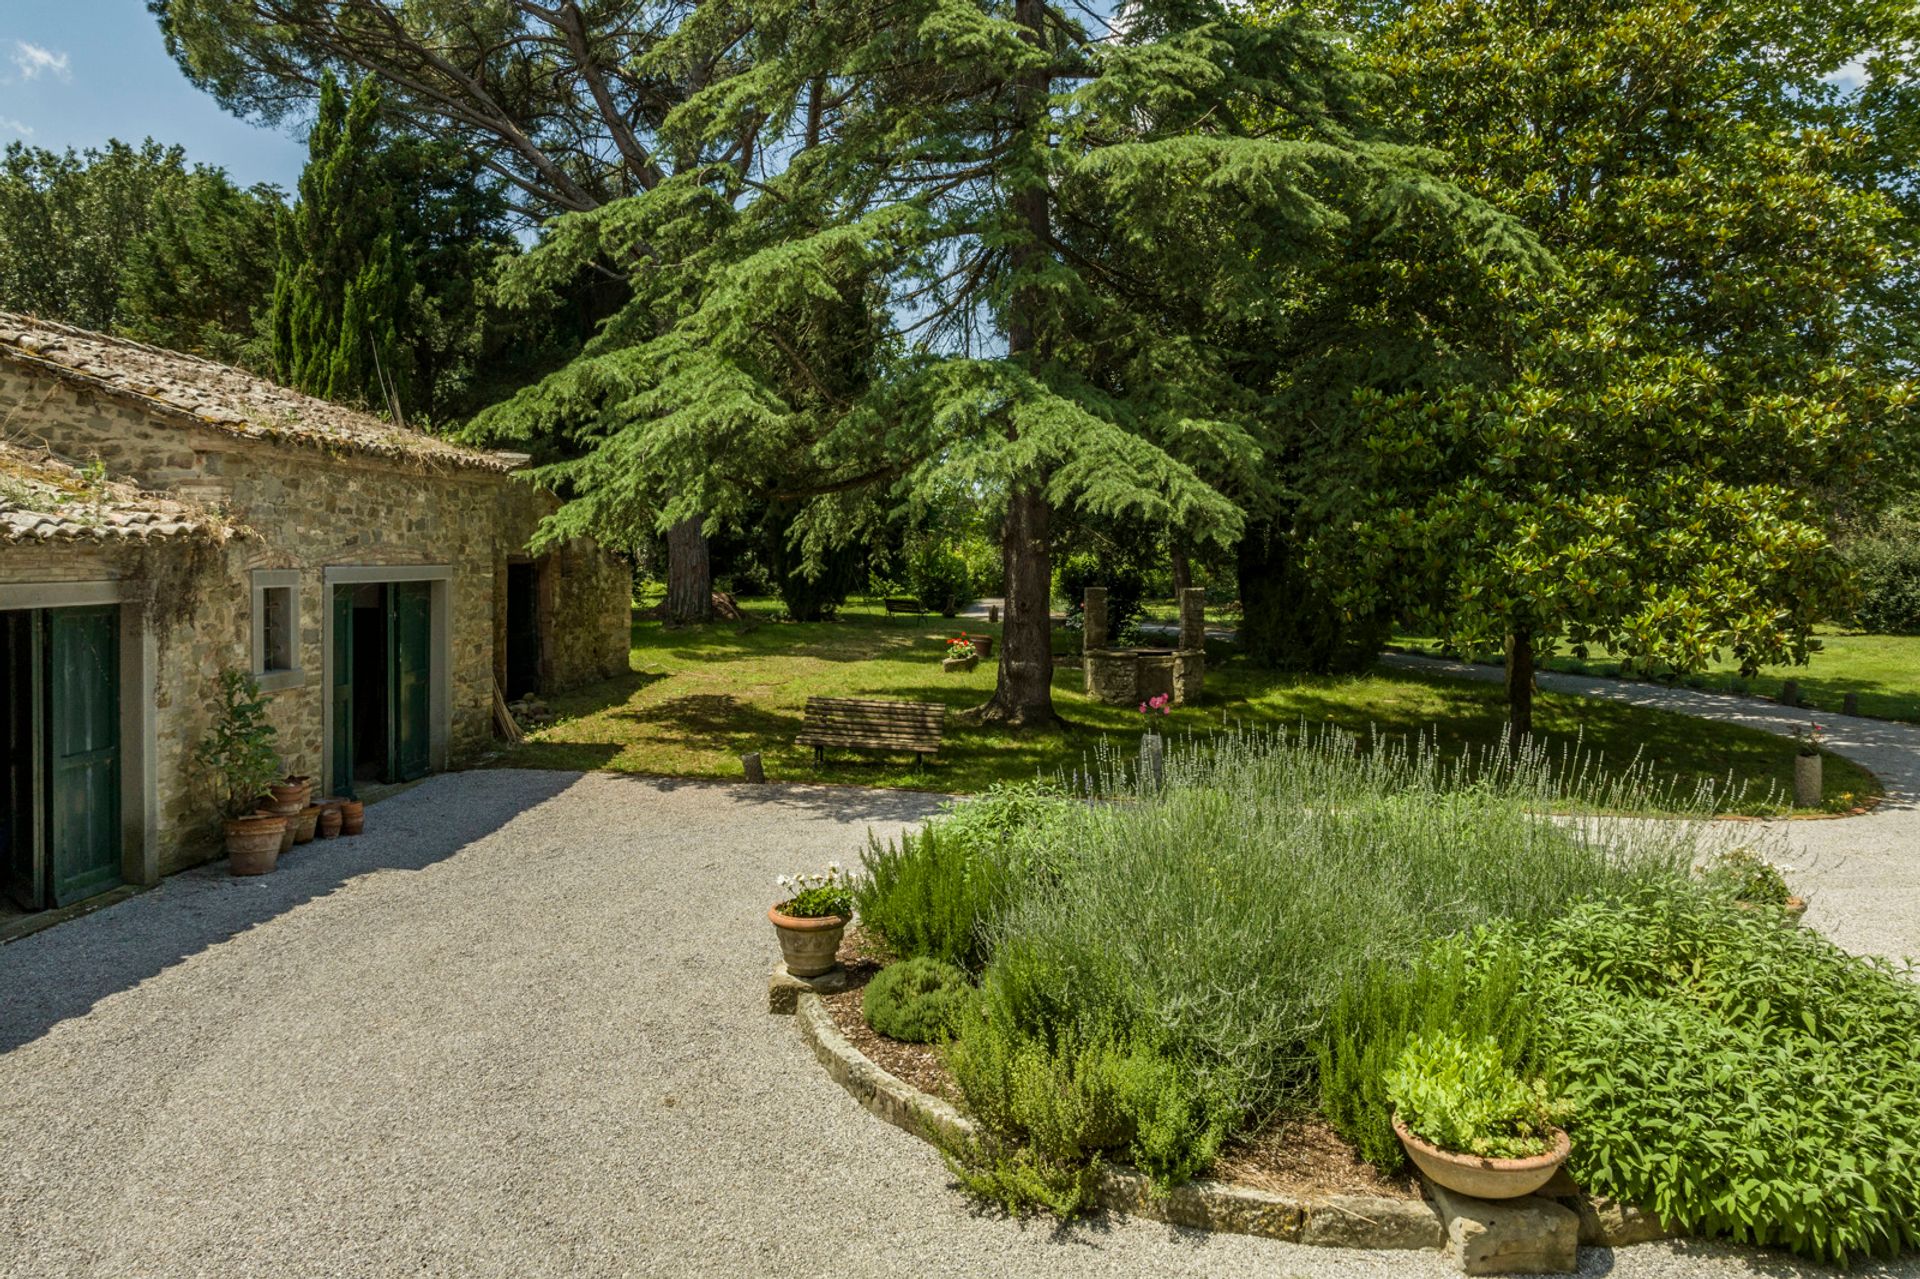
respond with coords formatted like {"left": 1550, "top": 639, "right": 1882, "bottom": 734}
{"left": 796, "top": 696, "right": 945, "bottom": 769}
{"left": 882, "top": 597, "right": 926, "bottom": 616}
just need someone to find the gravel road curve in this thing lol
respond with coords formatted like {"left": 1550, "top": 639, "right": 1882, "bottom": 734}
{"left": 1, "top": 769, "right": 1914, "bottom": 1278}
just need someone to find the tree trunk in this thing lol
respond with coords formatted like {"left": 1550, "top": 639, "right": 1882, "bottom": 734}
{"left": 665, "top": 516, "right": 712, "bottom": 625}
{"left": 977, "top": 484, "right": 1058, "bottom": 726}
{"left": 1506, "top": 627, "right": 1535, "bottom": 753}
{"left": 1171, "top": 547, "right": 1192, "bottom": 598}
{"left": 972, "top": 0, "right": 1058, "bottom": 728}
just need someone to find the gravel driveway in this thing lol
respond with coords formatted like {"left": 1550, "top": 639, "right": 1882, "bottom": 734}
{"left": 1, "top": 770, "right": 1915, "bottom": 1278}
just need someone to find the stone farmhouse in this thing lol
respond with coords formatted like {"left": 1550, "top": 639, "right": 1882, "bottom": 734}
{"left": 0, "top": 314, "right": 629, "bottom": 917}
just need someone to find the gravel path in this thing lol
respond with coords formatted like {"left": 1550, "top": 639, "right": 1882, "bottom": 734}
{"left": 1384, "top": 652, "right": 1920, "bottom": 965}
{"left": 2, "top": 769, "right": 1915, "bottom": 1278}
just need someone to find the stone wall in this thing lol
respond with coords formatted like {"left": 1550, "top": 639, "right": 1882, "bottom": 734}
{"left": 0, "top": 362, "right": 630, "bottom": 875}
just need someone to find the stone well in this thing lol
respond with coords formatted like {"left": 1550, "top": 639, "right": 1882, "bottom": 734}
{"left": 1082, "top": 586, "right": 1206, "bottom": 706}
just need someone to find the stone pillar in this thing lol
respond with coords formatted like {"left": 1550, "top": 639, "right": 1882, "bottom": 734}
{"left": 1083, "top": 586, "right": 1109, "bottom": 654}
{"left": 1179, "top": 587, "right": 1206, "bottom": 652}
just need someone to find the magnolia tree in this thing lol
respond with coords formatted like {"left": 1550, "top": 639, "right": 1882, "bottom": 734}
{"left": 1292, "top": 0, "right": 1919, "bottom": 742}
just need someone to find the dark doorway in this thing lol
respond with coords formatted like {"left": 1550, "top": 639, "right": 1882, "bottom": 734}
{"left": 505, "top": 561, "right": 542, "bottom": 700}
{"left": 350, "top": 584, "right": 389, "bottom": 786}
{"left": 329, "top": 580, "right": 434, "bottom": 798}
{"left": 0, "top": 606, "right": 121, "bottom": 911}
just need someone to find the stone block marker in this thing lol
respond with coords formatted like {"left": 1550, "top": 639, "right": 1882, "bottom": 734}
{"left": 767, "top": 962, "right": 850, "bottom": 1014}
{"left": 1780, "top": 679, "right": 1800, "bottom": 707}
{"left": 1178, "top": 586, "right": 1207, "bottom": 652}
{"left": 1844, "top": 691, "right": 1860, "bottom": 716}
{"left": 1425, "top": 1182, "right": 1578, "bottom": 1275}
{"left": 1083, "top": 586, "right": 1109, "bottom": 653}
{"left": 740, "top": 752, "right": 766, "bottom": 784}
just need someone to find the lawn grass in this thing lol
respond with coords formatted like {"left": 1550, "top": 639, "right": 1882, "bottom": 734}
{"left": 1393, "top": 628, "right": 1920, "bottom": 725}
{"left": 496, "top": 600, "right": 1879, "bottom": 814}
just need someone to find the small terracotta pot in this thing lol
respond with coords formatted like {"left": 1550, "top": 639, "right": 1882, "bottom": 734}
{"left": 316, "top": 803, "right": 344, "bottom": 839}
{"left": 768, "top": 905, "right": 848, "bottom": 977}
{"left": 225, "top": 813, "right": 287, "bottom": 876}
{"left": 1393, "top": 1115, "right": 1569, "bottom": 1200}
{"left": 271, "top": 809, "right": 296, "bottom": 854}
{"left": 266, "top": 779, "right": 312, "bottom": 816}
{"left": 292, "top": 805, "right": 321, "bottom": 845}
{"left": 339, "top": 799, "right": 365, "bottom": 836}
{"left": 974, "top": 636, "right": 994, "bottom": 659}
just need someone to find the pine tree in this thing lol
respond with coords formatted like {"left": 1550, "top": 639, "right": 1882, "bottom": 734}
{"left": 270, "top": 73, "right": 413, "bottom": 412}
{"left": 471, "top": 0, "right": 1537, "bottom": 722}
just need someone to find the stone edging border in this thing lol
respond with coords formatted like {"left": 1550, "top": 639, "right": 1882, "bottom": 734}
{"left": 791, "top": 990, "right": 1675, "bottom": 1259}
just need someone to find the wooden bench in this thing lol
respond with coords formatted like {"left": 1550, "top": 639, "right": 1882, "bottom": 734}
{"left": 796, "top": 696, "right": 945, "bottom": 769}
{"left": 882, "top": 597, "right": 926, "bottom": 616}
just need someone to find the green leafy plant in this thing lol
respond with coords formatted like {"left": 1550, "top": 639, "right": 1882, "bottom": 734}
{"left": 907, "top": 543, "right": 973, "bottom": 617}
{"left": 1521, "top": 885, "right": 1920, "bottom": 1263}
{"left": 1698, "top": 846, "right": 1791, "bottom": 907}
{"left": 1384, "top": 1030, "right": 1565, "bottom": 1160}
{"left": 862, "top": 957, "right": 976, "bottom": 1043}
{"left": 944, "top": 633, "right": 977, "bottom": 662}
{"left": 195, "top": 670, "right": 283, "bottom": 820}
{"left": 1316, "top": 931, "right": 1538, "bottom": 1172}
{"left": 775, "top": 864, "right": 853, "bottom": 919}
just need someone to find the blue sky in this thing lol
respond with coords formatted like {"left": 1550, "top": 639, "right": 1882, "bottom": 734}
{"left": 0, "top": 0, "right": 307, "bottom": 190}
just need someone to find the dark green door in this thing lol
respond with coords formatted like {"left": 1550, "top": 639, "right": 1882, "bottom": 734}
{"left": 46, "top": 607, "right": 120, "bottom": 907}
{"left": 331, "top": 585, "right": 355, "bottom": 798}
{"left": 390, "top": 581, "right": 431, "bottom": 782}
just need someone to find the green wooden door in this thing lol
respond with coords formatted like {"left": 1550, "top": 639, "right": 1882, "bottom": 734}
{"left": 390, "top": 581, "right": 431, "bottom": 782}
{"left": 331, "top": 585, "right": 355, "bottom": 798}
{"left": 47, "top": 606, "right": 120, "bottom": 907}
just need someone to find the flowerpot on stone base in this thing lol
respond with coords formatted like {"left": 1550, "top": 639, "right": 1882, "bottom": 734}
{"left": 768, "top": 905, "right": 848, "bottom": 977}
{"left": 1394, "top": 1115, "right": 1570, "bottom": 1200}
{"left": 1793, "top": 753, "right": 1822, "bottom": 808}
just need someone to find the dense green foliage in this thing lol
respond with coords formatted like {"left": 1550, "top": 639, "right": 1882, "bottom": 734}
{"left": 1315, "top": 934, "right": 1536, "bottom": 1171}
{"left": 0, "top": 138, "right": 278, "bottom": 357}
{"left": 856, "top": 782, "right": 1076, "bottom": 969}
{"left": 1280, "top": 0, "right": 1919, "bottom": 726}
{"left": 908, "top": 730, "right": 1695, "bottom": 1204}
{"left": 862, "top": 958, "right": 976, "bottom": 1043}
{"left": 906, "top": 545, "right": 975, "bottom": 618}
{"left": 1057, "top": 553, "right": 1147, "bottom": 642}
{"left": 1520, "top": 888, "right": 1920, "bottom": 1263}
{"left": 1848, "top": 511, "right": 1920, "bottom": 634}
{"left": 1384, "top": 1030, "right": 1563, "bottom": 1160}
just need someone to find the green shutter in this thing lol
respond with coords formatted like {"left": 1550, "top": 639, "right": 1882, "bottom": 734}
{"left": 391, "top": 581, "right": 431, "bottom": 781}
{"left": 331, "top": 585, "right": 355, "bottom": 798}
{"left": 47, "top": 607, "right": 120, "bottom": 907}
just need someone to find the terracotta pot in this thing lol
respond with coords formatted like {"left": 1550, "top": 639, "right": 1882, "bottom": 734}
{"left": 1793, "top": 753, "right": 1822, "bottom": 808}
{"left": 316, "top": 803, "right": 344, "bottom": 839}
{"left": 768, "top": 905, "right": 848, "bottom": 977}
{"left": 266, "top": 779, "right": 312, "bottom": 816}
{"left": 225, "top": 813, "right": 286, "bottom": 876}
{"left": 273, "top": 810, "right": 296, "bottom": 854}
{"left": 1393, "top": 1115, "right": 1569, "bottom": 1200}
{"left": 1785, "top": 894, "right": 1808, "bottom": 923}
{"left": 292, "top": 805, "right": 321, "bottom": 845}
{"left": 974, "top": 636, "right": 994, "bottom": 659}
{"left": 942, "top": 655, "right": 978, "bottom": 673}
{"left": 339, "top": 799, "right": 365, "bottom": 836}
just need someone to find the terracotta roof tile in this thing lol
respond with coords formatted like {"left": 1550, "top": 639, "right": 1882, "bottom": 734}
{"left": 0, "top": 313, "right": 522, "bottom": 474}
{"left": 0, "top": 443, "right": 228, "bottom": 545}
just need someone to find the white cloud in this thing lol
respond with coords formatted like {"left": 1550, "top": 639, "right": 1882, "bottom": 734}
{"left": 0, "top": 115, "right": 31, "bottom": 138}
{"left": 10, "top": 41, "right": 70, "bottom": 82}
{"left": 1829, "top": 55, "right": 1871, "bottom": 95}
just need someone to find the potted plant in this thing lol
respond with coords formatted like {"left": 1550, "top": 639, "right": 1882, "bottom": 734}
{"left": 1701, "top": 845, "right": 1807, "bottom": 922}
{"left": 769, "top": 863, "right": 854, "bottom": 977}
{"left": 1791, "top": 723, "right": 1824, "bottom": 808}
{"left": 196, "top": 671, "right": 287, "bottom": 876}
{"left": 942, "top": 634, "right": 979, "bottom": 673}
{"left": 1386, "top": 1030, "right": 1571, "bottom": 1199}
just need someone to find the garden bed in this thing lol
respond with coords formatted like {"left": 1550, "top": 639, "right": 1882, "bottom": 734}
{"left": 817, "top": 948, "right": 1419, "bottom": 1205}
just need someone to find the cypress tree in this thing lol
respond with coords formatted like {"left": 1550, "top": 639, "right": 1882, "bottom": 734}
{"left": 271, "top": 73, "right": 413, "bottom": 412}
